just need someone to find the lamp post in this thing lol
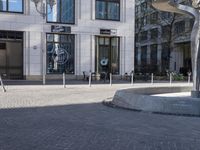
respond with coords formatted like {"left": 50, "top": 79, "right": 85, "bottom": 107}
{"left": 31, "top": 0, "right": 56, "bottom": 18}
{"left": 31, "top": 0, "right": 56, "bottom": 84}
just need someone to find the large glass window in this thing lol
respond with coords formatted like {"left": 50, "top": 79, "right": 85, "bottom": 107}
{"left": 47, "top": 34, "right": 75, "bottom": 74}
{"left": 161, "top": 43, "right": 170, "bottom": 73}
{"left": 0, "top": 31, "right": 23, "bottom": 79}
{"left": 0, "top": 0, "right": 23, "bottom": 13}
{"left": 96, "top": 0, "right": 120, "bottom": 21}
{"left": 174, "top": 21, "right": 185, "bottom": 35}
{"left": 95, "top": 36, "right": 120, "bottom": 74}
{"left": 140, "top": 46, "right": 147, "bottom": 73}
{"left": 47, "top": 0, "right": 75, "bottom": 24}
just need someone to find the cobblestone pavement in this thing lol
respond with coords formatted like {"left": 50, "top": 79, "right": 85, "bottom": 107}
{"left": 0, "top": 83, "right": 200, "bottom": 150}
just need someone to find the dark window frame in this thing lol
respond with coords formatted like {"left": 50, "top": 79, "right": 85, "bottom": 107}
{"left": 95, "top": 0, "right": 120, "bottom": 21}
{"left": 95, "top": 36, "right": 120, "bottom": 75}
{"left": 46, "top": 0, "right": 75, "bottom": 25}
{"left": 0, "top": 0, "right": 24, "bottom": 14}
{"left": 46, "top": 33, "right": 75, "bottom": 75}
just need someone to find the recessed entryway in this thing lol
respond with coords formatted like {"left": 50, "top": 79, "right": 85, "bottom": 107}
{"left": 0, "top": 31, "right": 23, "bottom": 79}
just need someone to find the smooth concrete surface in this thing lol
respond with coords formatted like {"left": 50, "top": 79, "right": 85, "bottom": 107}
{"left": 112, "top": 86, "right": 200, "bottom": 115}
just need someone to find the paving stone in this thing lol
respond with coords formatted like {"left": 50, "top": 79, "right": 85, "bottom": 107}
{"left": 0, "top": 83, "right": 199, "bottom": 150}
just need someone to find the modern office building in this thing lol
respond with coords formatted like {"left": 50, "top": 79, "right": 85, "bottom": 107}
{"left": 135, "top": 0, "right": 192, "bottom": 76}
{"left": 0, "top": 0, "right": 135, "bottom": 80}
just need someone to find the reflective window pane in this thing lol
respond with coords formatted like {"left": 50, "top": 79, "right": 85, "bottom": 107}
{"left": 0, "top": 0, "right": 7, "bottom": 11}
{"left": 47, "top": 34, "right": 54, "bottom": 42}
{"left": 107, "top": 2, "right": 119, "bottom": 20}
{"left": 61, "top": 0, "right": 74, "bottom": 23}
{"left": 99, "top": 37, "right": 104, "bottom": 45}
{"left": 8, "top": 0, "right": 23, "bottom": 12}
{"left": 96, "top": 0, "right": 120, "bottom": 21}
{"left": 0, "top": 0, "right": 23, "bottom": 13}
{"left": 47, "top": 0, "right": 75, "bottom": 24}
{"left": 111, "top": 37, "right": 119, "bottom": 74}
{"left": 96, "top": 1, "right": 106, "bottom": 19}
{"left": 47, "top": 0, "right": 61, "bottom": 22}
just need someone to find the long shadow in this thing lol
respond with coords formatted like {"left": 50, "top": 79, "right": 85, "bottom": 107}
{"left": 0, "top": 103, "right": 200, "bottom": 150}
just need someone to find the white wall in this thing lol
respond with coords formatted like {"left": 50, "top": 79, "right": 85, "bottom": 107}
{"left": 0, "top": 0, "right": 135, "bottom": 78}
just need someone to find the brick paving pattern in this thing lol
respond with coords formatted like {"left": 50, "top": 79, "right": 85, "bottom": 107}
{"left": 0, "top": 83, "right": 199, "bottom": 150}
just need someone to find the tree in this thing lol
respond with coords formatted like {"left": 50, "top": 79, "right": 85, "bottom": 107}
{"left": 135, "top": 0, "right": 193, "bottom": 75}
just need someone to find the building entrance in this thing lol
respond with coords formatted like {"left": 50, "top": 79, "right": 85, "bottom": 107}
{"left": 0, "top": 31, "right": 23, "bottom": 79}
{"left": 95, "top": 36, "right": 120, "bottom": 75}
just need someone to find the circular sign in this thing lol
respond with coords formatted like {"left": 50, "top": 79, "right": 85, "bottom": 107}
{"left": 100, "top": 58, "right": 108, "bottom": 66}
{"left": 52, "top": 46, "right": 69, "bottom": 65}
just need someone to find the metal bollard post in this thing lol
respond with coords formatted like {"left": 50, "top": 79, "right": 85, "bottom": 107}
{"left": 0, "top": 75, "right": 6, "bottom": 92}
{"left": 170, "top": 73, "right": 172, "bottom": 85}
{"left": 89, "top": 72, "right": 92, "bottom": 87}
{"left": 43, "top": 74, "right": 46, "bottom": 85}
{"left": 151, "top": 73, "right": 154, "bottom": 85}
{"left": 187, "top": 72, "right": 191, "bottom": 84}
{"left": 110, "top": 73, "right": 112, "bottom": 86}
{"left": 131, "top": 73, "right": 134, "bottom": 85}
{"left": 63, "top": 73, "right": 66, "bottom": 88}
{"left": 188, "top": 73, "right": 191, "bottom": 84}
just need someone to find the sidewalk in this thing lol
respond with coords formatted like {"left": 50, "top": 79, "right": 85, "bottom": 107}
{"left": 0, "top": 81, "right": 199, "bottom": 150}
{"left": 0, "top": 80, "right": 192, "bottom": 109}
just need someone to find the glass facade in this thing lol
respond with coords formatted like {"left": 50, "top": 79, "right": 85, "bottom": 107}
{"left": 47, "top": 0, "right": 75, "bottom": 24}
{"left": 46, "top": 34, "right": 75, "bottom": 74}
{"left": 95, "top": 36, "right": 120, "bottom": 74}
{"left": 0, "top": 0, "right": 23, "bottom": 13}
{"left": 96, "top": 0, "right": 120, "bottom": 21}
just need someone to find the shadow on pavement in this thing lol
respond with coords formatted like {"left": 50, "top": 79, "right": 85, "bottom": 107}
{"left": 0, "top": 102, "right": 200, "bottom": 150}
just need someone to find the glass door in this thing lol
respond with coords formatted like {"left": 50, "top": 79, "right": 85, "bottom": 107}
{"left": 0, "top": 31, "right": 23, "bottom": 79}
{"left": 0, "top": 42, "right": 6, "bottom": 76}
{"left": 95, "top": 36, "right": 119, "bottom": 74}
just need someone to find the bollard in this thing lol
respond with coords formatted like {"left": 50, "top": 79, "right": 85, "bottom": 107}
{"left": 151, "top": 73, "right": 154, "bottom": 85}
{"left": 110, "top": 73, "right": 112, "bottom": 86}
{"left": 63, "top": 73, "right": 66, "bottom": 88}
{"left": 43, "top": 74, "right": 46, "bottom": 85}
{"left": 131, "top": 72, "right": 134, "bottom": 85}
{"left": 188, "top": 73, "right": 191, "bottom": 84}
{"left": 170, "top": 73, "right": 172, "bottom": 85}
{"left": 89, "top": 72, "right": 92, "bottom": 87}
{"left": 0, "top": 75, "right": 6, "bottom": 92}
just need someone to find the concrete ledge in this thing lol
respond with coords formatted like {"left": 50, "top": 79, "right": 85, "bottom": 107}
{"left": 112, "top": 87, "right": 200, "bottom": 116}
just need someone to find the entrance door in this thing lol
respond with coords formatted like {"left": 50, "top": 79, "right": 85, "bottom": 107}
{"left": 95, "top": 36, "right": 120, "bottom": 74}
{"left": 6, "top": 42, "right": 23, "bottom": 79}
{"left": 0, "top": 43, "right": 7, "bottom": 76}
{"left": 0, "top": 31, "right": 23, "bottom": 79}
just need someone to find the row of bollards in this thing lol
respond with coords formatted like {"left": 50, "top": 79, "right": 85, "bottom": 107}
{"left": 67, "top": 72, "right": 191, "bottom": 87}
{"left": 44, "top": 72, "right": 192, "bottom": 88}
{"left": 151, "top": 73, "right": 192, "bottom": 85}
{"left": 0, "top": 75, "right": 6, "bottom": 92}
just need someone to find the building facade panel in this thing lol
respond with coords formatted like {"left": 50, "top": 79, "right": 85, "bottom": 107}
{"left": 0, "top": 0, "right": 135, "bottom": 80}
